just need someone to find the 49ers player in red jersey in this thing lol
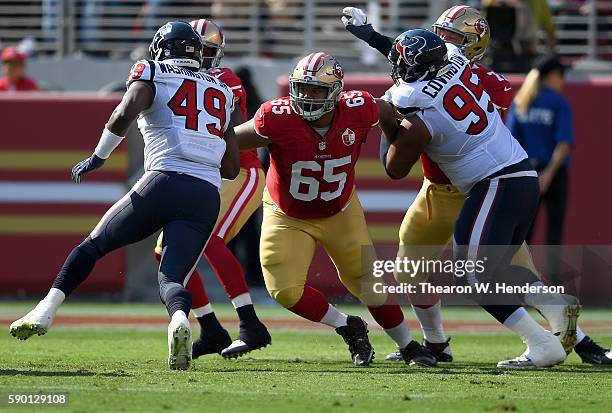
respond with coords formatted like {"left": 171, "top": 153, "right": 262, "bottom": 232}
{"left": 232, "top": 52, "right": 437, "bottom": 367}
{"left": 153, "top": 18, "right": 271, "bottom": 360}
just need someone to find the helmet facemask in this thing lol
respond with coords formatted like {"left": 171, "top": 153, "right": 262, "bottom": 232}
{"left": 201, "top": 41, "right": 224, "bottom": 70}
{"left": 289, "top": 79, "right": 342, "bottom": 121}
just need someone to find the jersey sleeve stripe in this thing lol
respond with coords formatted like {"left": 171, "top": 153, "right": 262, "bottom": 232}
{"left": 148, "top": 60, "right": 156, "bottom": 81}
{"left": 216, "top": 167, "right": 259, "bottom": 239}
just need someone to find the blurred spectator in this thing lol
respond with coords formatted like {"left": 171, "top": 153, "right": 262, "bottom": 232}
{"left": 482, "top": 0, "right": 556, "bottom": 72}
{"left": 506, "top": 55, "right": 572, "bottom": 279}
{"left": 0, "top": 47, "right": 38, "bottom": 92}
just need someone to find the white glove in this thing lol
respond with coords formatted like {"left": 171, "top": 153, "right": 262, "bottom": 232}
{"left": 341, "top": 6, "right": 369, "bottom": 27}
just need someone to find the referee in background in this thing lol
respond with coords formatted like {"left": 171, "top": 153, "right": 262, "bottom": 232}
{"left": 506, "top": 55, "right": 573, "bottom": 281}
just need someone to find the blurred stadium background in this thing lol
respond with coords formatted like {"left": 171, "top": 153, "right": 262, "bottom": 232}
{"left": 1, "top": 0, "right": 612, "bottom": 308}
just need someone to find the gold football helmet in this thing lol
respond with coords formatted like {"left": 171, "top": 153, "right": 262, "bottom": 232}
{"left": 432, "top": 5, "right": 490, "bottom": 62}
{"left": 289, "top": 52, "right": 344, "bottom": 121}
{"left": 190, "top": 18, "right": 225, "bottom": 69}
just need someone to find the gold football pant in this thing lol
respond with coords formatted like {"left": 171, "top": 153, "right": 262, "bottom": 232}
{"left": 260, "top": 189, "right": 385, "bottom": 308}
{"left": 396, "top": 178, "right": 539, "bottom": 284}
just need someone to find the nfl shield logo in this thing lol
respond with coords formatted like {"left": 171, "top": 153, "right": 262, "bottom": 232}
{"left": 342, "top": 128, "right": 355, "bottom": 146}
{"left": 318, "top": 141, "right": 327, "bottom": 150}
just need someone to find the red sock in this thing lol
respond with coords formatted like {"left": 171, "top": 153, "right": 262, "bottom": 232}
{"left": 154, "top": 251, "right": 210, "bottom": 309}
{"left": 204, "top": 235, "right": 249, "bottom": 300}
{"left": 287, "top": 286, "right": 329, "bottom": 322}
{"left": 368, "top": 298, "right": 405, "bottom": 329}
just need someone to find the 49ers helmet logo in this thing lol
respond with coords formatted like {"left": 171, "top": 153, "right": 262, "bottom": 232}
{"left": 332, "top": 62, "right": 344, "bottom": 79}
{"left": 474, "top": 19, "right": 488, "bottom": 36}
{"left": 342, "top": 128, "right": 355, "bottom": 146}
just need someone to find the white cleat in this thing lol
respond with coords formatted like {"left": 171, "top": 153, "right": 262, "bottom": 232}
{"left": 9, "top": 306, "right": 56, "bottom": 340}
{"left": 497, "top": 331, "right": 567, "bottom": 369}
{"left": 167, "top": 317, "right": 192, "bottom": 370}
{"left": 526, "top": 292, "right": 581, "bottom": 353}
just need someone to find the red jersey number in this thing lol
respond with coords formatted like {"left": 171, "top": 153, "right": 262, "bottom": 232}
{"left": 290, "top": 156, "right": 351, "bottom": 202}
{"left": 442, "top": 66, "right": 494, "bottom": 135}
{"left": 271, "top": 98, "right": 291, "bottom": 115}
{"left": 168, "top": 80, "right": 226, "bottom": 137}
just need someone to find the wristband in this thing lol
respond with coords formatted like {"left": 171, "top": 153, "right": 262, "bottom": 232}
{"left": 94, "top": 127, "right": 124, "bottom": 159}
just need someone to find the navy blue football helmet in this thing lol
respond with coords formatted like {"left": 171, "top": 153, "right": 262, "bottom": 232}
{"left": 388, "top": 29, "right": 448, "bottom": 84}
{"left": 149, "top": 21, "right": 204, "bottom": 70}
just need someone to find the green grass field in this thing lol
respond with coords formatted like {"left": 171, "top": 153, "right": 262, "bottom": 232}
{"left": 1, "top": 302, "right": 611, "bottom": 413}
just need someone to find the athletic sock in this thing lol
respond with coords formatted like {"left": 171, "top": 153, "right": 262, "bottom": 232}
{"left": 503, "top": 307, "right": 547, "bottom": 343}
{"left": 413, "top": 300, "right": 447, "bottom": 343}
{"left": 576, "top": 325, "right": 586, "bottom": 344}
{"left": 287, "top": 286, "right": 330, "bottom": 323}
{"left": 384, "top": 322, "right": 412, "bottom": 349}
{"left": 320, "top": 304, "right": 348, "bottom": 328}
{"left": 39, "top": 288, "right": 66, "bottom": 312}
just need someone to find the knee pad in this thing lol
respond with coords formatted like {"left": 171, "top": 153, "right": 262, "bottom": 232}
{"left": 269, "top": 286, "right": 304, "bottom": 308}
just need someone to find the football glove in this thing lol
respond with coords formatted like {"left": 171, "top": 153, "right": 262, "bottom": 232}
{"left": 71, "top": 154, "right": 106, "bottom": 183}
{"left": 341, "top": 7, "right": 375, "bottom": 42}
{"left": 341, "top": 7, "right": 368, "bottom": 26}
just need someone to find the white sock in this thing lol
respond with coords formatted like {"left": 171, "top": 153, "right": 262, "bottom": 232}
{"left": 503, "top": 307, "right": 547, "bottom": 344}
{"left": 385, "top": 321, "right": 412, "bottom": 349}
{"left": 320, "top": 304, "right": 348, "bottom": 328}
{"left": 576, "top": 325, "right": 586, "bottom": 344}
{"left": 412, "top": 301, "right": 446, "bottom": 343}
{"left": 171, "top": 310, "right": 189, "bottom": 325}
{"left": 231, "top": 292, "right": 253, "bottom": 309}
{"left": 192, "top": 303, "right": 214, "bottom": 318}
{"left": 38, "top": 288, "right": 65, "bottom": 312}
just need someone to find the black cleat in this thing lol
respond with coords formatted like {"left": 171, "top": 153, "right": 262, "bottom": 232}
{"left": 192, "top": 328, "right": 232, "bottom": 359}
{"left": 424, "top": 338, "right": 453, "bottom": 362}
{"left": 221, "top": 321, "right": 271, "bottom": 359}
{"left": 400, "top": 340, "right": 437, "bottom": 367}
{"left": 386, "top": 338, "right": 452, "bottom": 363}
{"left": 335, "top": 315, "right": 374, "bottom": 367}
{"left": 574, "top": 336, "right": 612, "bottom": 365}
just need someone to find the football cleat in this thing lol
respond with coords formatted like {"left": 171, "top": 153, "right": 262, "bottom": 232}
{"left": 192, "top": 328, "right": 232, "bottom": 359}
{"left": 399, "top": 340, "right": 437, "bottom": 367}
{"left": 167, "top": 317, "right": 192, "bottom": 370}
{"left": 525, "top": 292, "right": 581, "bottom": 353}
{"left": 221, "top": 321, "right": 271, "bottom": 359}
{"left": 10, "top": 305, "right": 56, "bottom": 340}
{"left": 574, "top": 336, "right": 612, "bottom": 365}
{"left": 424, "top": 338, "right": 453, "bottom": 362}
{"left": 335, "top": 315, "right": 374, "bottom": 367}
{"left": 497, "top": 330, "right": 566, "bottom": 369}
{"left": 386, "top": 338, "right": 453, "bottom": 363}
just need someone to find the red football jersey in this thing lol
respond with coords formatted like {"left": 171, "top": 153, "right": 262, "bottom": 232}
{"left": 420, "top": 64, "right": 513, "bottom": 185}
{"left": 208, "top": 67, "right": 261, "bottom": 169}
{"left": 254, "top": 91, "right": 380, "bottom": 219}
{"left": 0, "top": 76, "right": 38, "bottom": 92}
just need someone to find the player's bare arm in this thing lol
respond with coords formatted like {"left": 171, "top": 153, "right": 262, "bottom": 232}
{"left": 234, "top": 118, "right": 269, "bottom": 150}
{"left": 71, "top": 81, "right": 154, "bottom": 183}
{"left": 107, "top": 81, "right": 154, "bottom": 135}
{"left": 220, "top": 120, "right": 240, "bottom": 180}
{"left": 385, "top": 115, "right": 431, "bottom": 180}
{"left": 376, "top": 98, "right": 401, "bottom": 142}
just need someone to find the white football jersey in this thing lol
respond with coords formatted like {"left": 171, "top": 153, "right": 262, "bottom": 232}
{"left": 390, "top": 44, "right": 527, "bottom": 193}
{"left": 126, "top": 59, "right": 235, "bottom": 188}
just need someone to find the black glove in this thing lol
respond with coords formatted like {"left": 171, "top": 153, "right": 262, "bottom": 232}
{"left": 71, "top": 154, "right": 106, "bottom": 183}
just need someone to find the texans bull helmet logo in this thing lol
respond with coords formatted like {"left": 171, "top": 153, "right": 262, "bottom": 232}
{"left": 395, "top": 36, "right": 427, "bottom": 67}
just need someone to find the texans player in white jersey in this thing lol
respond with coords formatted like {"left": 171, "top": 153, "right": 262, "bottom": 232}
{"left": 9, "top": 22, "right": 240, "bottom": 371}
{"left": 380, "top": 29, "right": 580, "bottom": 368}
